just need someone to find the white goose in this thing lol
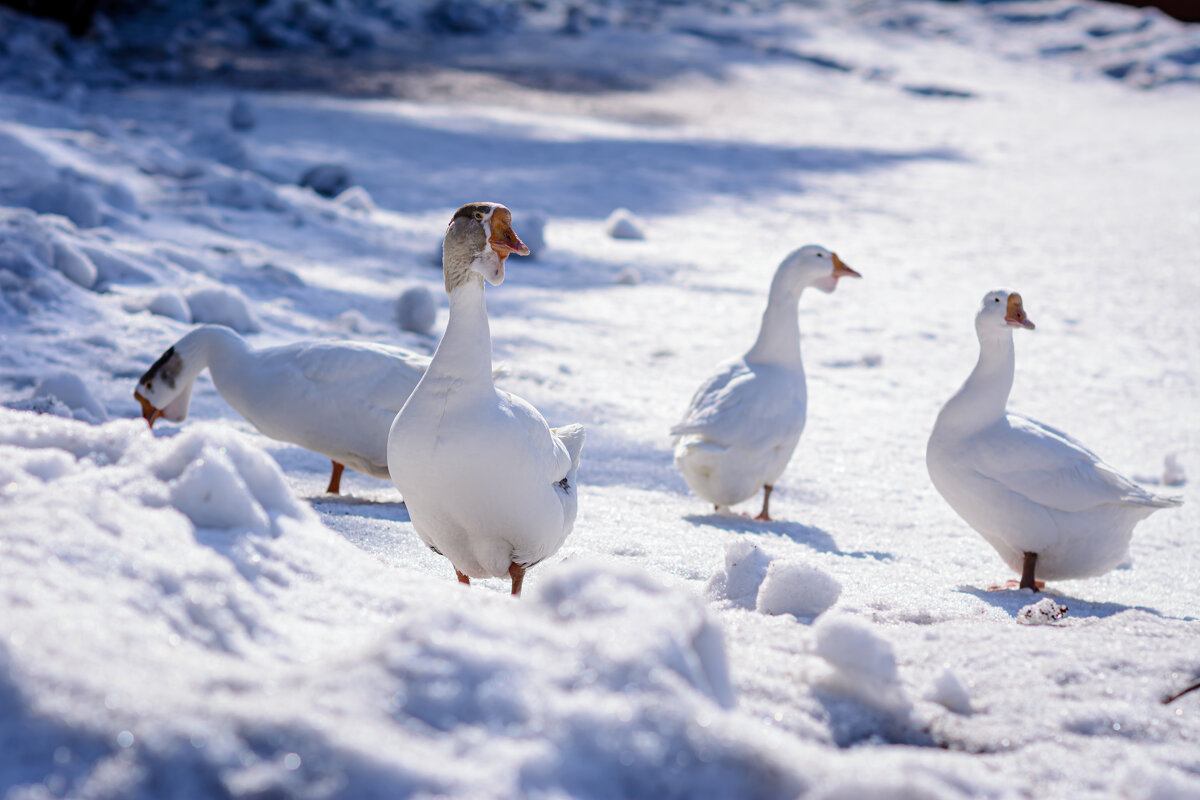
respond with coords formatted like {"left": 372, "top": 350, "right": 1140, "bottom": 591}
{"left": 134, "top": 325, "right": 432, "bottom": 493}
{"left": 926, "top": 290, "right": 1182, "bottom": 590}
{"left": 387, "top": 202, "right": 584, "bottom": 596}
{"left": 671, "top": 245, "right": 860, "bottom": 519}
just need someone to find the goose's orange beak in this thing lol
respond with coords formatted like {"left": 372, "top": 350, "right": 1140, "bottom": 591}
{"left": 832, "top": 253, "right": 861, "bottom": 279}
{"left": 489, "top": 209, "right": 530, "bottom": 262}
{"left": 134, "top": 390, "right": 163, "bottom": 428}
{"left": 1005, "top": 293, "right": 1035, "bottom": 329}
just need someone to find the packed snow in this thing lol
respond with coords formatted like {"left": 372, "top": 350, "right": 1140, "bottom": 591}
{"left": 1, "top": 0, "right": 1198, "bottom": 798}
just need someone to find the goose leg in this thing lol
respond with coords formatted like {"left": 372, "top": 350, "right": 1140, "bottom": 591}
{"left": 455, "top": 569, "right": 471, "bottom": 585}
{"left": 326, "top": 461, "right": 345, "bottom": 494}
{"left": 754, "top": 485, "right": 774, "bottom": 521}
{"left": 509, "top": 562, "right": 526, "bottom": 597}
{"left": 1019, "top": 551, "right": 1040, "bottom": 592}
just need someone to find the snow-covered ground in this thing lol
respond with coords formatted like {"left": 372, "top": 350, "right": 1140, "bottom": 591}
{"left": 1, "top": 1, "right": 1198, "bottom": 798}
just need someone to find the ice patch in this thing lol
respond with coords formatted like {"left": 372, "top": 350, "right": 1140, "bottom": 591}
{"left": 755, "top": 560, "right": 841, "bottom": 620}
{"left": 1016, "top": 598, "right": 1069, "bottom": 626}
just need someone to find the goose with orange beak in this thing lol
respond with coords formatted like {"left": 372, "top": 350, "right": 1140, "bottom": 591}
{"left": 132, "top": 326, "right": 440, "bottom": 494}
{"left": 671, "top": 245, "right": 861, "bottom": 520}
{"left": 387, "top": 202, "right": 584, "bottom": 597}
{"left": 927, "top": 290, "right": 1181, "bottom": 591}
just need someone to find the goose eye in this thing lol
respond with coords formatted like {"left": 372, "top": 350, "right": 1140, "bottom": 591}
{"left": 474, "top": 211, "right": 484, "bottom": 220}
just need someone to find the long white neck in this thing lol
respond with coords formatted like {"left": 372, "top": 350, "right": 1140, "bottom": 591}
{"left": 429, "top": 274, "right": 495, "bottom": 390}
{"left": 745, "top": 277, "right": 804, "bottom": 365}
{"left": 184, "top": 326, "right": 254, "bottom": 393}
{"left": 936, "top": 329, "right": 1015, "bottom": 433}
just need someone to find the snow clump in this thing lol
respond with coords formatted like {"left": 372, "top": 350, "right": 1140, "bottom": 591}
{"left": 300, "top": 163, "right": 353, "bottom": 198}
{"left": 229, "top": 96, "right": 257, "bottom": 131}
{"left": 183, "top": 285, "right": 260, "bottom": 332}
{"left": 813, "top": 614, "right": 906, "bottom": 710}
{"left": 704, "top": 539, "right": 772, "bottom": 609}
{"left": 32, "top": 372, "right": 107, "bottom": 423}
{"left": 1016, "top": 598, "right": 1069, "bottom": 626}
{"left": 50, "top": 236, "right": 97, "bottom": 288}
{"left": 514, "top": 210, "right": 547, "bottom": 258}
{"left": 605, "top": 207, "right": 646, "bottom": 240}
{"left": 755, "top": 560, "right": 841, "bottom": 620}
{"left": 924, "top": 668, "right": 972, "bottom": 715}
{"left": 395, "top": 285, "right": 438, "bottom": 334}
{"left": 28, "top": 177, "right": 102, "bottom": 229}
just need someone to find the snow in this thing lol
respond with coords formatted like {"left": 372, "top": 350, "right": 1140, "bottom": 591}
{"left": 1, "top": 0, "right": 1199, "bottom": 797}
{"left": 605, "top": 207, "right": 647, "bottom": 240}
{"left": 394, "top": 284, "right": 438, "bottom": 334}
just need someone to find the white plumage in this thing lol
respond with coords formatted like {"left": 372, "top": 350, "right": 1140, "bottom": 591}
{"left": 672, "top": 245, "right": 860, "bottom": 519}
{"left": 134, "top": 324, "right": 430, "bottom": 493}
{"left": 387, "top": 202, "right": 584, "bottom": 595}
{"left": 926, "top": 290, "right": 1181, "bottom": 589}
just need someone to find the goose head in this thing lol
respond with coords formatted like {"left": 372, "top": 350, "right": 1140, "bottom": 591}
{"left": 774, "top": 245, "right": 860, "bottom": 296}
{"left": 443, "top": 202, "right": 529, "bottom": 292}
{"left": 133, "top": 344, "right": 195, "bottom": 428}
{"left": 976, "top": 289, "right": 1035, "bottom": 340}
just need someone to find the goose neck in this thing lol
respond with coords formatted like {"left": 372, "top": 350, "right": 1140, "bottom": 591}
{"left": 745, "top": 285, "right": 803, "bottom": 364}
{"left": 432, "top": 276, "right": 495, "bottom": 383}
{"left": 939, "top": 331, "right": 1015, "bottom": 432}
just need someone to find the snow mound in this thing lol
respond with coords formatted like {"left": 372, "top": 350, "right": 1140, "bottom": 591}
{"left": 813, "top": 614, "right": 906, "bottom": 711}
{"left": 29, "top": 177, "right": 102, "bottom": 229}
{"left": 183, "top": 285, "right": 260, "bottom": 332}
{"left": 395, "top": 285, "right": 438, "bottom": 334}
{"left": 32, "top": 372, "right": 107, "bottom": 424}
{"left": 1163, "top": 453, "right": 1186, "bottom": 487}
{"left": 614, "top": 266, "right": 642, "bottom": 285}
{"left": 51, "top": 236, "right": 97, "bottom": 288}
{"left": 924, "top": 668, "right": 972, "bottom": 716}
{"left": 299, "top": 163, "right": 353, "bottom": 198}
{"left": 229, "top": 96, "right": 257, "bottom": 131}
{"left": 755, "top": 560, "right": 841, "bottom": 620}
{"left": 189, "top": 174, "right": 287, "bottom": 212}
{"left": 122, "top": 288, "right": 193, "bottom": 323}
{"left": 333, "top": 185, "right": 375, "bottom": 213}
{"left": 184, "top": 127, "right": 253, "bottom": 171}
{"left": 605, "top": 208, "right": 646, "bottom": 240}
{"left": 1016, "top": 598, "right": 1069, "bottom": 626}
{"left": 514, "top": 210, "right": 547, "bottom": 259}
{"left": 704, "top": 540, "right": 772, "bottom": 609}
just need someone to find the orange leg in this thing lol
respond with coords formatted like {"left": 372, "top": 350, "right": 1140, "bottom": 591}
{"left": 509, "top": 562, "right": 526, "bottom": 597}
{"left": 326, "top": 461, "right": 345, "bottom": 494}
{"left": 988, "top": 552, "right": 1044, "bottom": 591}
{"left": 455, "top": 569, "right": 470, "bottom": 585}
{"left": 753, "top": 485, "right": 774, "bottom": 521}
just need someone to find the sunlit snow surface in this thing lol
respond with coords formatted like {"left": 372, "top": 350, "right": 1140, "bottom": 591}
{"left": 1, "top": 1, "right": 1198, "bottom": 798}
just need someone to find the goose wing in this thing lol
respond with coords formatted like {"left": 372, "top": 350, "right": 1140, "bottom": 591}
{"left": 670, "top": 360, "right": 803, "bottom": 452}
{"left": 969, "top": 413, "right": 1167, "bottom": 512}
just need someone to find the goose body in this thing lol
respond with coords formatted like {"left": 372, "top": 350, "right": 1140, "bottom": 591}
{"left": 134, "top": 325, "right": 430, "bottom": 492}
{"left": 671, "top": 245, "right": 859, "bottom": 519}
{"left": 926, "top": 290, "right": 1181, "bottom": 588}
{"left": 387, "top": 202, "right": 584, "bottom": 595}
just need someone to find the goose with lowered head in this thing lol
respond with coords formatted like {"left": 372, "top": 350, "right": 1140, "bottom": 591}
{"left": 387, "top": 202, "right": 584, "bottom": 596}
{"left": 134, "top": 325, "right": 433, "bottom": 494}
{"left": 926, "top": 290, "right": 1182, "bottom": 591}
{"left": 671, "top": 245, "right": 860, "bottom": 520}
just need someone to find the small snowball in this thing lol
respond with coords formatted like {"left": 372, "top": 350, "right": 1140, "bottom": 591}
{"left": 299, "top": 163, "right": 353, "bottom": 198}
{"left": 613, "top": 266, "right": 642, "bottom": 285}
{"left": 184, "top": 286, "right": 260, "bottom": 332}
{"left": 605, "top": 208, "right": 646, "bottom": 240}
{"left": 813, "top": 614, "right": 898, "bottom": 685}
{"left": 703, "top": 540, "right": 772, "bottom": 609}
{"left": 1016, "top": 598, "right": 1068, "bottom": 626}
{"left": 170, "top": 447, "right": 270, "bottom": 534}
{"left": 1163, "top": 454, "right": 1186, "bottom": 487}
{"left": 395, "top": 285, "right": 438, "bottom": 334}
{"left": 755, "top": 560, "right": 841, "bottom": 620}
{"left": 33, "top": 372, "right": 107, "bottom": 424}
{"left": 229, "top": 96, "right": 257, "bottom": 131}
{"left": 51, "top": 237, "right": 97, "bottom": 288}
{"left": 514, "top": 211, "right": 547, "bottom": 258}
{"left": 925, "top": 668, "right": 972, "bottom": 715}
{"left": 29, "top": 179, "right": 101, "bottom": 229}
